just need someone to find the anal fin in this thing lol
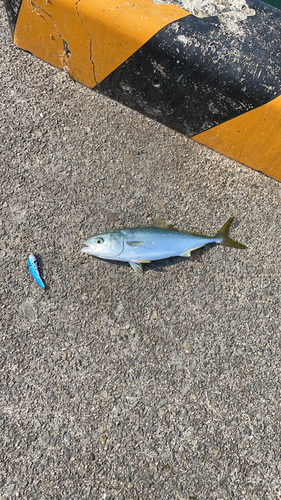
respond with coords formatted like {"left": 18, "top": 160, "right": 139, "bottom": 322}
{"left": 180, "top": 250, "right": 192, "bottom": 257}
{"left": 129, "top": 261, "right": 144, "bottom": 275}
{"left": 180, "top": 244, "right": 205, "bottom": 257}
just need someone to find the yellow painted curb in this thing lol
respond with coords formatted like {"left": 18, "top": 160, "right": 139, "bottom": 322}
{"left": 14, "top": 0, "right": 189, "bottom": 87}
{"left": 192, "top": 96, "right": 281, "bottom": 182}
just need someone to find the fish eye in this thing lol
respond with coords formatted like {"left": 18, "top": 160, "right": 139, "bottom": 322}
{"left": 96, "top": 238, "right": 104, "bottom": 244}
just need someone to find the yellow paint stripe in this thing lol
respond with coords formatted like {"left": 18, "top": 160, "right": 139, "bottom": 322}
{"left": 192, "top": 96, "right": 281, "bottom": 182}
{"left": 14, "top": 0, "right": 189, "bottom": 88}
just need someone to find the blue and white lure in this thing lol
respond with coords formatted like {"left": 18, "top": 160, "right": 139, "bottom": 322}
{"left": 27, "top": 253, "right": 45, "bottom": 288}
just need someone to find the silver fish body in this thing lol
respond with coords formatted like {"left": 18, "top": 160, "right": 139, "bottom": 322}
{"left": 81, "top": 218, "right": 246, "bottom": 275}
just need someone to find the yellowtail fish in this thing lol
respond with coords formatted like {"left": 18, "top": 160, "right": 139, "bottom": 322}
{"left": 81, "top": 217, "right": 246, "bottom": 275}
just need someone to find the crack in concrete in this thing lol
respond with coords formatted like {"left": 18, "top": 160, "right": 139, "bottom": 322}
{"left": 75, "top": 0, "right": 98, "bottom": 86}
{"left": 30, "top": 0, "right": 53, "bottom": 20}
{"left": 62, "top": 38, "right": 71, "bottom": 59}
{"left": 29, "top": 0, "right": 71, "bottom": 71}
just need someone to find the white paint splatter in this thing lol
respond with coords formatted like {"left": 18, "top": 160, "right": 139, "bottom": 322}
{"left": 152, "top": 0, "right": 255, "bottom": 32}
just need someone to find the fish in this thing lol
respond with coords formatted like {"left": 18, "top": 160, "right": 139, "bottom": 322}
{"left": 27, "top": 253, "right": 45, "bottom": 288}
{"left": 81, "top": 217, "right": 246, "bottom": 275}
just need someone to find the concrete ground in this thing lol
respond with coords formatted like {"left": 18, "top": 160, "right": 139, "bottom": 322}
{"left": 0, "top": 3, "right": 281, "bottom": 499}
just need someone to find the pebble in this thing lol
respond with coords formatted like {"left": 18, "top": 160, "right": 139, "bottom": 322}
{"left": 40, "top": 433, "right": 51, "bottom": 446}
{"left": 106, "top": 212, "right": 119, "bottom": 222}
{"left": 126, "top": 356, "right": 135, "bottom": 365}
{"left": 5, "top": 483, "right": 16, "bottom": 494}
{"left": 183, "top": 342, "right": 193, "bottom": 353}
{"left": 40, "top": 315, "right": 49, "bottom": 326}
{"left": 22, "top": 301, "right": 36, "bottom": 320}
{"left": 100, "top": 434, "right": 107, "bottom": 445}
{"left": 210, "top": 448, "right": 219, "bottom": 455}
{"left": 243, "top": 425, "right": 252, "bottom": 436}
{"left": 158, "top": 398, "right": 168, "bottom": 408}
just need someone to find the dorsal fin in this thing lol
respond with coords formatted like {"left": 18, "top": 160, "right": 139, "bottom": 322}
{"left": 151, "top": 218, "right": 210, "bottom": 237}
{"left": 151, "top": 218, "right": 179, "bottom": 231}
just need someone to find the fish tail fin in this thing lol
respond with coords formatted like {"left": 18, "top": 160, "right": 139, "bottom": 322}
{"left": 215, "top": 217, "right": 247, "bottom": 249}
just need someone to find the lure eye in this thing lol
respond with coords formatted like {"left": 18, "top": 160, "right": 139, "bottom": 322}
{"left": 96, "top": 238, "right": 104, "bottom": 244}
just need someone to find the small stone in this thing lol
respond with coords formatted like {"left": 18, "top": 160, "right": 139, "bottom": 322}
{"left": 126, "top": 356, "right": 135, "bottom": 365}
{"left": 32, "top": 418, "right": 41, "bottom": 428}
{"left": 171, "top": 351, "right": 182, "bottom": 363}
{"left": 100, "top": 434, "right": 107, "bottom": 445}
{"left": 210, "top": 448, "right": 219, "bottom": 455}
{"left": 127, "top": 483, "right": 133, "bottom": 490}
{"left": 243, "top": 425, "right": 252, "bottom": 436}
{"left": 143, "top": 462, "right": 149, "bottom": 468}
{"left": 188, "top": 493, "right": 196, "bottom": 499}
{"left": 40, "top": 315, "right": 49, "bottom": 326}
{"left": 106, "top": 212, "right": 119, "bottom": 222}
{"left": 183, "top": 342, "right": 193, "bottom": 353}
{"left": 179, "top": 446, "right": 184, "bottom": 453}
{"left": 6, "top": 483, "right": 16, "bottom": 494}
{"left": 22, "top": 301, "right": 36, "bottom": 321}
{"left": 157, "top": 398, "right": 168, "bottom": 408}
{"left": 40, "top": 433, "right": 50, "bottom": 446}
{"left": 50, "top": 390, "right": 57, "bottom": 400}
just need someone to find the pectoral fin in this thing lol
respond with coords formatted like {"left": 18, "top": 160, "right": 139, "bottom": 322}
{"left": 126, "top": 241, "right": 144, "bottom": 247}
{"left": 129, "top": 261, "right": 144, "bottom": 275}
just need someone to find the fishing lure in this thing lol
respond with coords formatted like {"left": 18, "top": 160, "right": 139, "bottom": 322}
{"left": 27, "top": 253, "right": 45, "bottom": 288}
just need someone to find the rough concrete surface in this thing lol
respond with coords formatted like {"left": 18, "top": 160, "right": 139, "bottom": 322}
{"left": 0, "top": 3, "right": 281, "bottom": 500}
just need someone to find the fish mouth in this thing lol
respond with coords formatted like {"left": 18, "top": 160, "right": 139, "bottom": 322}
{"left": 81, "top": 242, "right": 92, "bottom": 254}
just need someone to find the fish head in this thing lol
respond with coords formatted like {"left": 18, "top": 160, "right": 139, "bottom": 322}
{"left": 81, "top": 231, "right": 124, "bottom": 259}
